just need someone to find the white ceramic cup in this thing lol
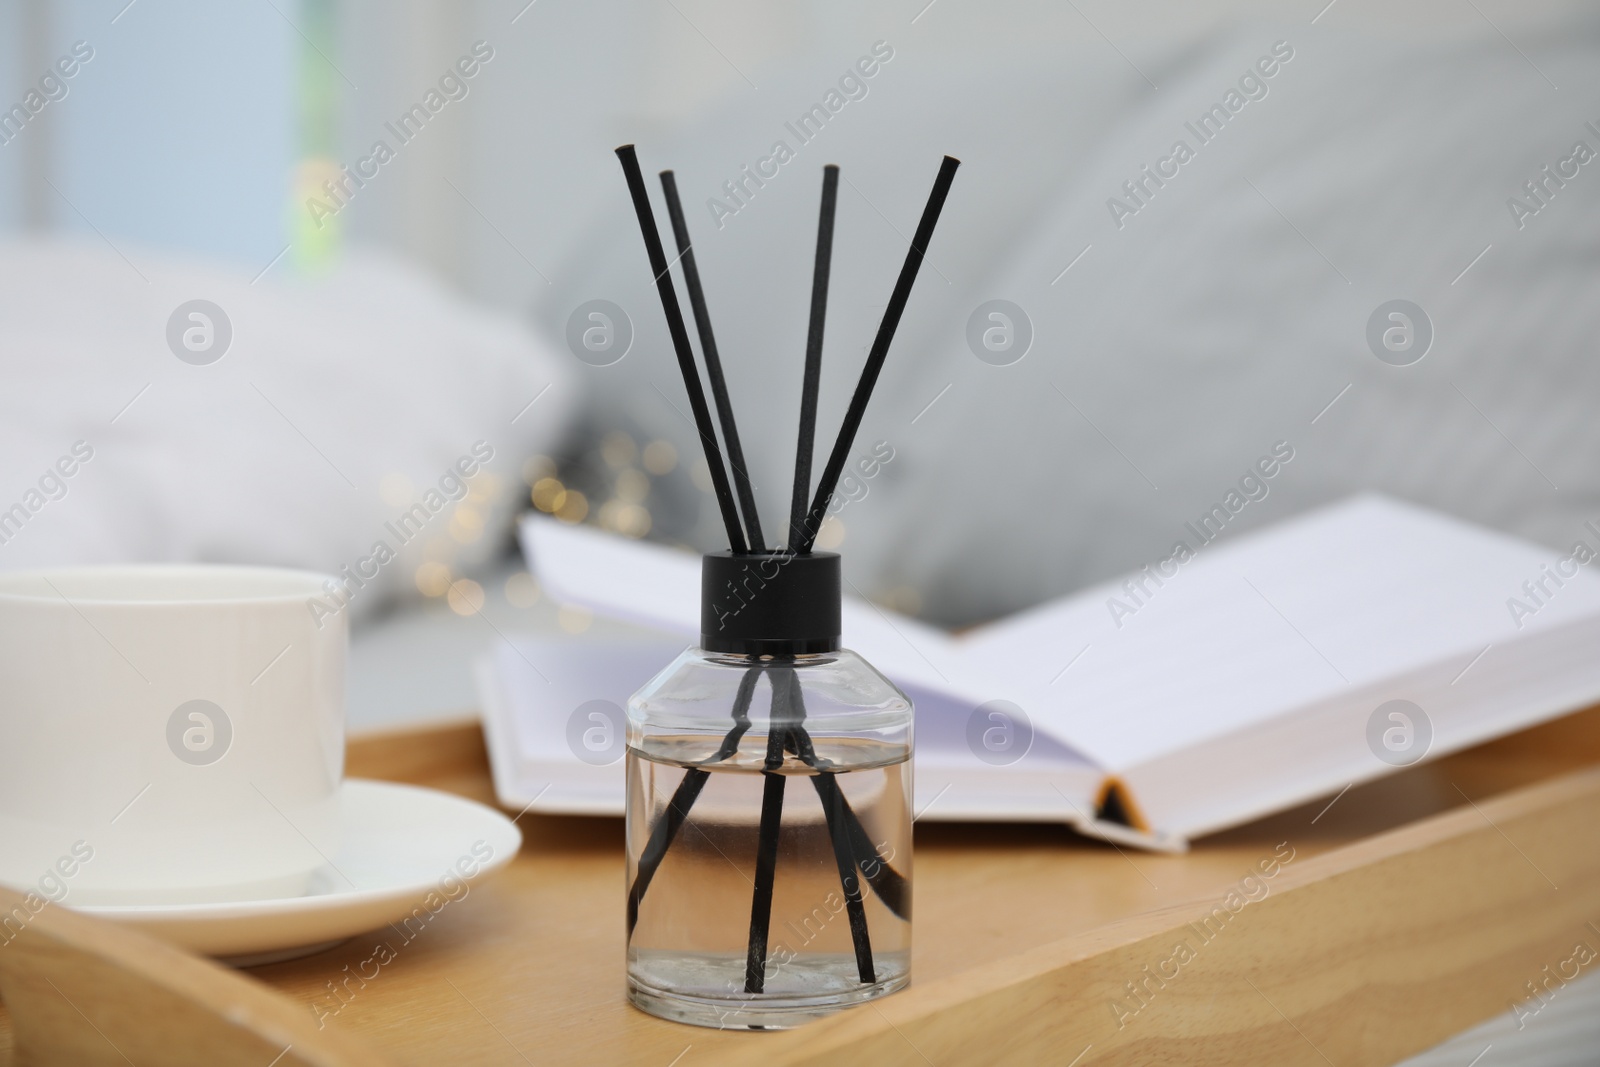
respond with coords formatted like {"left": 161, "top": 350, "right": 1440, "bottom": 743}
{"left": 0, "top": 565, "right": 345, "bottom": 905}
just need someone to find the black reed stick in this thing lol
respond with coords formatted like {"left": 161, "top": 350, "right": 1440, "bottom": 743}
{"left": 789, "top": 165, "right": 840, "bottom": 552}
{"left": 744, "top": 667, "right": 792, "bottom": 994}
{"left": 628, "top": 769, "right": 710, "bottom": 939}
{"left": 627, "top": 666, "right": 762, "bottom": 938}
{"left": 784, "top": 670, "right": 875, "bottom": 983}
{"left": 838, "top": 787, "right": 910, "bottom": 919}
{"left": 659, "top": 170, "right": 766, "bottom": 551}
{"left": 614, "top": 145, "right": 748, "bottom": 554}
{"left": 821, "top": 773, "right": 876, "bottom": 982}
{"left": 785, "top": 714, "right": 909, "bottom": 919}
{"left": 798, "top": 155, "right": 960, "bottom": 552}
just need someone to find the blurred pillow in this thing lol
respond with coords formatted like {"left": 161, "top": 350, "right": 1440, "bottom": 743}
{"left": 0, "top": 238, "right": 577, "bottom": 620}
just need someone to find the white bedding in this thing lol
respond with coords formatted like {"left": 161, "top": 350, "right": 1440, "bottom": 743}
{"left": 0, "top": 239, "right": 577, "bottom": 620}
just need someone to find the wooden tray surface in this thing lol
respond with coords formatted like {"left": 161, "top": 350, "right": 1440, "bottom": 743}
{"left": 4, "top": 705, "right": 1599, "bottom": 1066}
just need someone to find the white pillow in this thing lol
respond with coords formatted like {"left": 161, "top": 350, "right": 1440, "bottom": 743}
{"left": 0, "top": 238, "right": 578, "bottom": 620}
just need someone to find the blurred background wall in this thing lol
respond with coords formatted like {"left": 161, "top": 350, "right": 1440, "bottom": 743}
{"left": 3, "top": 0, "right": 1585, "bottom": 300}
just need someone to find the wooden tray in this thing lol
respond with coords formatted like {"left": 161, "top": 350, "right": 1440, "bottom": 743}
{"left": 4, "top": 705, "right": 1599, "bottom": 1065}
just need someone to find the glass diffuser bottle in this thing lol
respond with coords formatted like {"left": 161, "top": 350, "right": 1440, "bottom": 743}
{"left": 626, "top": 551, "right": 913, "bottom": 1028}
{"left": 611, "top": 144, "right": 958, "bottom": 1029}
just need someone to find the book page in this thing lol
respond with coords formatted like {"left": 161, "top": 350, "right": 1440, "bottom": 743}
{"left": 957, "top": 495, "right": 1600, "bottom": 770}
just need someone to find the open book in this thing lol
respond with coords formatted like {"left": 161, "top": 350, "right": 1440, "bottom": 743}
{"left": 477, "top": 495, "right": 1600, "bottom": 851}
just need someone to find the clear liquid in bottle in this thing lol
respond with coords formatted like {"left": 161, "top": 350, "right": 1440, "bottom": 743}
{"left": 625, "top": 651, "right": 913, "bottom": 1030}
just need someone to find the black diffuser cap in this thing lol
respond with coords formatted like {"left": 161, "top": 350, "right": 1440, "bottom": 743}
{"left": 701, "top": 551, "right": 841, "bottom": 656}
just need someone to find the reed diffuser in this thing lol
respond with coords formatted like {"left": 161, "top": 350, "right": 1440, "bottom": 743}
{"left": 615, "top": 144, "right": 959, "bottom": 1030}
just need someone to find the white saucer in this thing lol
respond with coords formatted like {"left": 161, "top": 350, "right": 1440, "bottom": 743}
{"left": 75, "top": 779, "right": 522, "bottom": 966}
